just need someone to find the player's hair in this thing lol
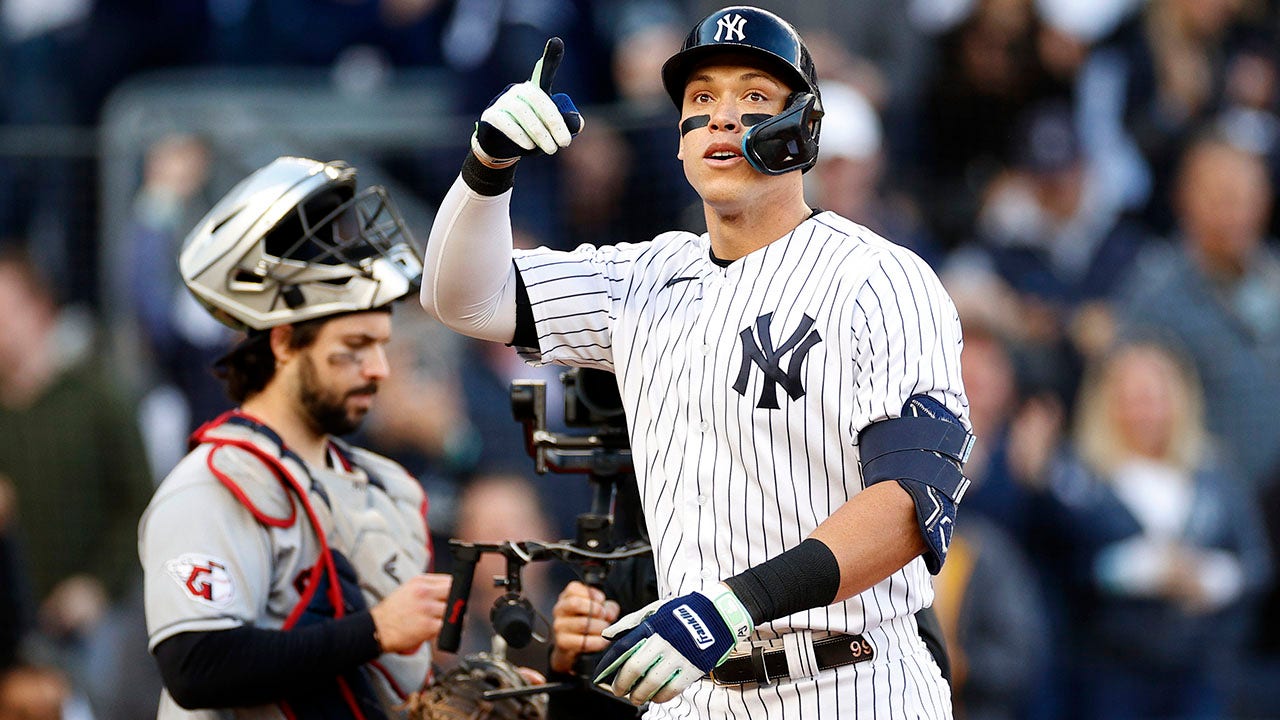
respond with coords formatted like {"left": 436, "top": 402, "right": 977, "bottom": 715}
{"left": 214, "top": 317, "right": 328, "bottom": 404}
{"left": 1073, "top": 339, "right": 1207, "bottom": 476}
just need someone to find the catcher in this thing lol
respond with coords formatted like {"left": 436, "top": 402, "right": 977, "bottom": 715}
{"left": 141, "top": 157, "right": 451, "bottom": 718}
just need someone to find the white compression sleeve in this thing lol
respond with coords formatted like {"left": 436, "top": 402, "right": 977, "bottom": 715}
{"left": 420, "top": 174, "right": 519, "bottom": 343}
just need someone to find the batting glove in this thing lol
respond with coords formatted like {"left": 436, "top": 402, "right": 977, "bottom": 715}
{"left": 593, "top": 585, "right": 753, "bottom": 705}
{"left": 471, "top": 37, "right": 584, "bottom": 168}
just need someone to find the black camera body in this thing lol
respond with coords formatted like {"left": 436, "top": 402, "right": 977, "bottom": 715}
{"left": 561, "top": 367, "right": 626, "bottom": 429}
{"left": 509, "top": 368, "right": 633, "bottom": 474}
{"left": 438, "top": 367, "right": 646, "bottom": 657}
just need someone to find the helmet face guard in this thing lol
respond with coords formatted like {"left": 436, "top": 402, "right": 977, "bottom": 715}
{"left": 742, "top": 91, "right": 823, "bottom": 175}
{"left": 181, "top": 157, "right": 424, "bottom": 331}
{"left": 246, "top": 185, "right": 417, "bottom": 307}
{"left": 662, "top": 6, "right": 823, "bottom": 175}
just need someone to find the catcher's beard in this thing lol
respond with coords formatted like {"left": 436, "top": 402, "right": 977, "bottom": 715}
{"left": 297, "top": 353, "right": 377, "bottom": 437}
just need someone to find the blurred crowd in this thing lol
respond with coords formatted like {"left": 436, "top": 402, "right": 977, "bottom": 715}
{"left": 2, "top": 0, "right": 1280, "bottom": 718}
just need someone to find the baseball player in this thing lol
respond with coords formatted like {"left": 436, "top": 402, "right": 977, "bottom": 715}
{"left": 421, "top": 6, "right": 971, "bottom": 718}
{"left": 139, "top": 157, "right": 450, "bottom": 719}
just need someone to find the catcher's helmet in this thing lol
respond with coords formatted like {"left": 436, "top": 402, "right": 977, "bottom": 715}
{"left": 179, "top": 157, "right": 423, "bottom": 331}
{"left": 662, "top": 6, "right": 823, "bottom": 175}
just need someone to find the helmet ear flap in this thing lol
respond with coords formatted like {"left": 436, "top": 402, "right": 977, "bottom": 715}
{"left": 741, "top": 92, "right": 824, "bottom": 175}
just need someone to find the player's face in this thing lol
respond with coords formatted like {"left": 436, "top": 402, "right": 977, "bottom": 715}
{"left": 676, "top": 62, "right": 791, "bottom": 207}
{"left": 296, "top": 312, "right": 392, "bottom": 436}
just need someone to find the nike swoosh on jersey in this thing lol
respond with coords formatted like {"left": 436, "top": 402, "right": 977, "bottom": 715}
{"left": 663, "top": 276, "right": 700, "bottom": 288}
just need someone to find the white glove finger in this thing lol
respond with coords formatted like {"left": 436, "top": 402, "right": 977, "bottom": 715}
{"left": 612, "top": 636, "right": 663, "bottom": 698}
{"left": 631, "top": 653, "right": 691, "bottom": 705}
{"left": 519, "top": 85, "right": 573, "bottom": 147}
{"left": 482, "top": 107, "right": 537, "bottom": 151}
{"left": 502, "top": 85, "right": 560, "bottom": 155}
{"left": 602, "top": 597, "right": 663, "bottom": 639}
{"left": 650, "top": 669, "right": 695, "bottom": 705}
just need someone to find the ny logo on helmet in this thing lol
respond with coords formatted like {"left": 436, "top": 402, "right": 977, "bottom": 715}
{"left": 715, "top": 13, "right": 747, "bottom": 42}
{"left": 733, "top": 313, "right": 822, "bottom": 409}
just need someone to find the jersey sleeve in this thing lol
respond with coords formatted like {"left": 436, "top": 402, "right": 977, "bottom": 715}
{"left": 849, "top": 252, "right": 969, "bottom": 433}
{"left": 512, "top": 241, "right": 649, "bottom": 369}
{"left": 139, "top": 478, "right": 276, "bottom": 650}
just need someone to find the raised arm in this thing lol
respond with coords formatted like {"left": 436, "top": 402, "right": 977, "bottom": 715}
{"left": 420, "top": 37, "right": 583, "bottom": 343}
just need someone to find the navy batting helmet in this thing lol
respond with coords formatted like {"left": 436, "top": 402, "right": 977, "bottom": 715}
{"left": 662, "top": 6, "right": 823, "bottom": 175}
{"left": 661, "top": 6, "right": 818, "bottom": 107}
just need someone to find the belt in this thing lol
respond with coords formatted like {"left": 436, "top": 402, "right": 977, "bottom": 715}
{"left": 710, "top": 634, "right": 875, "bottom": 686}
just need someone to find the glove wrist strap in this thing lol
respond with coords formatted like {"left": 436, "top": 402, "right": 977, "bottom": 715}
{"left": 461, "top": 151, "right": 518, "bottom": 197}
{"left": 470, "top": 134, "right": 520, "bottom": 170}
{"left": 701, "top": 585, "right": 754, "bottom": 667}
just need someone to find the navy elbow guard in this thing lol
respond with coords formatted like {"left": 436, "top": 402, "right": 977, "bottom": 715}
{"left": 858, "top": 395, "right": 974, "bottom": 574}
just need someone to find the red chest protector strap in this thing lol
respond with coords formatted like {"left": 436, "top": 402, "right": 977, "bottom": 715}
{"left": 189, "top": 410, "right": 371, "bottom": 720}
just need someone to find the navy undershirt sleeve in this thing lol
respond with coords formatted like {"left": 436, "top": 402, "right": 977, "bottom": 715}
{"left": 512, "top": 266, "right": 537, "bottom": 349}
{"left": 152, "top": 611, "right": 381, "bottom": 709}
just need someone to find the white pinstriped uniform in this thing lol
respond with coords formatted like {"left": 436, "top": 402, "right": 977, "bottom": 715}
{"left": 513, "top": 210, "right": 966, "bottom": 718}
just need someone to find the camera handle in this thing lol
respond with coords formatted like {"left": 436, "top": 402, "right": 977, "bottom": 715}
{"left": 439, "top": 540, "right": 541, "bottom": 653}
{"left": 438, "top": 543, "right": 481, "bottom": 653}
{"left": 436, "top": 535, "right": 651, "bottom": 652}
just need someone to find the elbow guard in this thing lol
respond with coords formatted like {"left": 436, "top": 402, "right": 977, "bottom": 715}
{"left": 858, "top": 395, "right": 974, "bottom": 574}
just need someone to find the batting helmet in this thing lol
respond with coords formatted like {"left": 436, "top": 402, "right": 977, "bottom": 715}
{"left": 661, "top": 6, "right": 823, "bottom": 175}
{"left": 179, "top": 157, "right": 423, "bottom": 332}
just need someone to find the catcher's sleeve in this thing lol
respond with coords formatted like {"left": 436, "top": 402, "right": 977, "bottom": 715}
{"left": 153, "top": 612, "right": 380, "bottom": 708}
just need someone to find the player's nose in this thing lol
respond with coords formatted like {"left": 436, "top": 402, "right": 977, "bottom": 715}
{"left": 708, "top": 98, "right": 740, "bottom": 132}
{"left": 362, "top": 344, "right": 391, "bottom": 380}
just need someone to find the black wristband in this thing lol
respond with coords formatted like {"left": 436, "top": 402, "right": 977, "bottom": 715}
{"left": 722, "top": 538, "right": 841, "bottom": 625}
{"left": 461, "top": 151, "right": 517, "bottom": 196}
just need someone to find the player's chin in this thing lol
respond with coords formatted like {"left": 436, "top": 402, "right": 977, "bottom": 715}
{"left": 345, "top": 387, "right": 379, "bottom": 415}
{"left": 340, "top": 399, "right": 373, "bottom": 431}
{"left": 346, "top": 403, "right": 372, "bottom": 425}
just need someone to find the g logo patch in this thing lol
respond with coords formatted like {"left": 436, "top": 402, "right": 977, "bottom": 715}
{"left": 166, "top": 554, "right": 236, "bottom": 608}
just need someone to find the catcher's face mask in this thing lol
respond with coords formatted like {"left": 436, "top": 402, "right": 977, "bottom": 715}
{"left": 180, "top": 157, "right": 423, "bottom": 332}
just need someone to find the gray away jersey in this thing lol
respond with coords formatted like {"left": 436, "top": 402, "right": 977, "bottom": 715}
{"left": 138, "top": 418, "right": 433, "bottom": 718}
{"left": 514, "top": 211, "right": 967, "bottom": 718}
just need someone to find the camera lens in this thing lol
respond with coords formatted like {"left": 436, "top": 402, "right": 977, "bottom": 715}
{"left": 576, "top": 368, "right": 624, "bottom": 419}
{"left": 490, "top": 594, "right": 535, "bottom": 648}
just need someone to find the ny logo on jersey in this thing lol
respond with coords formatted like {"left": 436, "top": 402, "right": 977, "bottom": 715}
{"left": 733, "top": 312, "right": 822, "bottom": 409}
{"left": 714, "top": 13, "right": 747, "bottom": 42}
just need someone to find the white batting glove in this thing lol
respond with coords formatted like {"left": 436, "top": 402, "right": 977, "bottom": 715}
{"left": 593, "top": 585, "right": 753, "bottom": 705}
{"left": 471, "top": 37, "right": 584, "bottom": 167}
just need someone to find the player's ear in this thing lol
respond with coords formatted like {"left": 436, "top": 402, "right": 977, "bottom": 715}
{"left": 269, "top": 325, "right": 296, "bottom": 364}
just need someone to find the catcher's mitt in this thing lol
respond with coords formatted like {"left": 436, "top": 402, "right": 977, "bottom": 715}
{"left": 404, "top": 653, "right": 548, "bottom": 720}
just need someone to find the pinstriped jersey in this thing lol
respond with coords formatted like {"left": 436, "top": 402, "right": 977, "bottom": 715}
{"left": 513, "top": 211, "right": 969, "bottom": 644}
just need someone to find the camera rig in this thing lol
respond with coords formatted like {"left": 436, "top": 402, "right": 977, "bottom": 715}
{"left": 437, "top": 368, "right": 649, "bottom": 674}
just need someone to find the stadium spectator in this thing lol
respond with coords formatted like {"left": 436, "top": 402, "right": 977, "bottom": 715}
{"left": 0, "top": 249, "right": 153, "bottom": 674}
{"left": 1077, "top": 0, "right": 1263, "bottom": 234}
{"left": 1115, "top": 133, "right": 1280, "bottom": 491}
{"left": 809, "top": 81, "right": 941, "bottom": 267}
{"left": 1042, "top": 340, "right": 1271, "bottom": 719}
{"left": 125, "top": 133, "right": 234, "bottom": 442}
